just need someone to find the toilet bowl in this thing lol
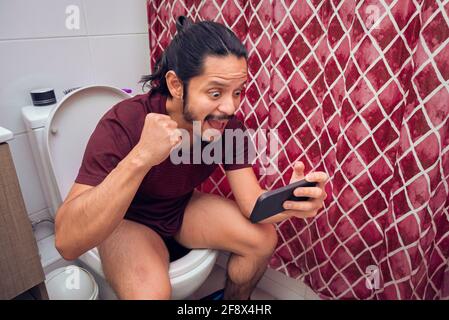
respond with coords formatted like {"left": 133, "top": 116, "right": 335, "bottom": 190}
{"left": 23, "top": 85, "right": 218, "bottom": 299}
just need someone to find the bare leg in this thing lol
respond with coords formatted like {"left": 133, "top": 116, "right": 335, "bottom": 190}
{"left": 175, "top": 191, "right": 278, "bottom": 300}
{"left": 224, "top": 252, "right": 271, "bottom": 299}
{"left": 98, "top": 219, "right": 171, "bottom": 300}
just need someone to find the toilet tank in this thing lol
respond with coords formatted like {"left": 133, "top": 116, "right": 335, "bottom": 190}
{"left": 22, "top": 105, "right": 61, "bottom": 217}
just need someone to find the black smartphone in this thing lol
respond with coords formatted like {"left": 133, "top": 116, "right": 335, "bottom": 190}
{"left": 249, "top": 179, "right": 318, "bottom": 223}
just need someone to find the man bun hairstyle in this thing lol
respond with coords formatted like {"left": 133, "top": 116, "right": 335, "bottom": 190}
{"left": 175, "top": 15, "right": 193, "bottom": 33}
{"left": 140, "top": 16, "right": 247, "bottom": 97}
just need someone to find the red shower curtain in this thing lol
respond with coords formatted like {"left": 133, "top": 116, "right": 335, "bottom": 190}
{"left": 146, "top": 0, "right": 449, "bottom": 299}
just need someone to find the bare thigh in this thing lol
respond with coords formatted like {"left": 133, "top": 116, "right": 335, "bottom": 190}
{"left": 98, "top": 219, "right": 171, "bottom": 300}
{"left": 175, "top": 191, "right": 278, "bottom": 257}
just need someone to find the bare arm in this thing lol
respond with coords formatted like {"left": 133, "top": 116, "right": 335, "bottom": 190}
{"left": 225, "top": 167, "right": 290, "bottom": 224}
{"left": 226, "top": 163, "right": 328, "bottom": 224}
{"left": 55, "top": 148, "right": 152, "bottom": 260}
{"left": 55, "top": 113, "right": 181, "bottom": 260}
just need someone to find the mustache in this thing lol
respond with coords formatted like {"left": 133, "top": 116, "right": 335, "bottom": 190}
{"left": 205, "top": 114, "right": 234, "bottom": 121}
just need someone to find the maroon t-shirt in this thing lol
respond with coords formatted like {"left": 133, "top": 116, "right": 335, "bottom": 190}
{"left": 75, "top": 91, "right": 253, "bottom": 238}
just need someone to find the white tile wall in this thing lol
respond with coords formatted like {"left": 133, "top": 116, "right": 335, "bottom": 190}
{"left": 83, "top": 0, "right": 148, "bottom": 35}
{"left": 0, "top": 37, "right": 94, "bottom": 134}
{"left": 0, "top": 0, "right": 151, "bottom": 217}
{"left": 89, "top": 34, "right": 150, "bottom": 95}
{"left": 0, "top": 0, "right": 87, "bottom": 40}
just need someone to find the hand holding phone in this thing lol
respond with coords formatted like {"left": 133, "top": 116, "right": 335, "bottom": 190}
{"left": 249, "top": 179, "right": 318, "bottom": 223}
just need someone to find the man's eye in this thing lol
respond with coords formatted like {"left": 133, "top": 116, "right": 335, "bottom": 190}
{"left": 234, "top": 90, "right": 242, "bottom": 96}
{"left": 210, "top": 91, "right": 221, "bottom": 98}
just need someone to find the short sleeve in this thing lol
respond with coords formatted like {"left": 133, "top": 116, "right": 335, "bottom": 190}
{"left": 75, "top": 113, "right": 134, "bottom": 186}
{"left": 222, "top": 117, "right": 256, "bottom": 171}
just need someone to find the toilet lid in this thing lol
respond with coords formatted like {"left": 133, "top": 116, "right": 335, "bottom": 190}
{"left": 45, "top": 85, "right": 131, "bottom": 201}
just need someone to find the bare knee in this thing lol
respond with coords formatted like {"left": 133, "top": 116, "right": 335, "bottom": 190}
{"left": 97, "top": 220, "right": 172, "bottom": 300}
{"left": 120, "top": 282, "right": 172, "bottom": 300}
{"left": 120, "top": 290, "right": 171, "bottom": 300}
{"left": 115, "top": 269, "right": 172, "bottom": 300}
{"left": 245, "top": 223, "right": 278, "bottom": 258}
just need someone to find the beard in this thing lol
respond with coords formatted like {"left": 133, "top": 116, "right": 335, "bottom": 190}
{"left": 180, "top": 88, "right": 234, "bottom": 142}
{"left": 182, "top": 100, "right": 197, "bottom": 122}
{"left": 181, "top": 86, "right": 195, "bottom": 122}
{"left": 182, "top": 96, "right": 233, "bottom": 123}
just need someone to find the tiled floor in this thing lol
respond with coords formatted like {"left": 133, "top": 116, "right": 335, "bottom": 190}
{"left": 188, "top": 262, "right": 322, "bottom": 300}
{"left": 188, "top": 265, "right": 276, "bottom": 300}
{"left": 304, "top": 286, "right": 321, "bottom": 300}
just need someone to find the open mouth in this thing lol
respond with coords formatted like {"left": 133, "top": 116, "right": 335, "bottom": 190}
{"left": 206, "top": 119, "right": 227, "bottom": 130}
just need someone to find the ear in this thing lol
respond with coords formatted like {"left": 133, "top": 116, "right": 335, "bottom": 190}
{"left": 165, "top": 70, "right": 184, "bottom": 100}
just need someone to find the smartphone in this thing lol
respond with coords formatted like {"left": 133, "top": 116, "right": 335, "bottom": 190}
{"left": 249, "top": 179, "right": 318, "bottom": 223}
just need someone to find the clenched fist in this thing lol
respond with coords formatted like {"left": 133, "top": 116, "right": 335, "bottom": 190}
{"left": 133, "top": 113, "right": 181, "bottom": 168}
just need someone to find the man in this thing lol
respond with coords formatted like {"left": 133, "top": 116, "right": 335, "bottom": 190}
{"left": 54, "top": 16, "right": 328, "bottom": 300}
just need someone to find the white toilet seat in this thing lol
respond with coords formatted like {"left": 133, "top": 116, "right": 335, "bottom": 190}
{"left": 79, "top": 247, "right": 217, "bottom": 279}
{"left": 45, "top": 85, "right": 132, "bottom": 201}
{"left": 78, "top": 246, "right": 218, "bottom": 299}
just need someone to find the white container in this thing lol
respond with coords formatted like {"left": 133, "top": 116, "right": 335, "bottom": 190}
{"left": 45, "top": 265, "right": 99, "bottom": 300}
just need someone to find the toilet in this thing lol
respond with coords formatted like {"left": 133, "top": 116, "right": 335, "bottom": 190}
{"left": 22, "top": 85, "right": 218, "bottom": 299}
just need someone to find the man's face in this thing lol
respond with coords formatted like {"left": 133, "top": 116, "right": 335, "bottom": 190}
{"left": 181, "top": 55, "right": 248, "bottom": 141}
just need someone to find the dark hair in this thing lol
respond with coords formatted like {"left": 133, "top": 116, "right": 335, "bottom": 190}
{"left": 140, "top": 16, "right": 247, "bottom": 97}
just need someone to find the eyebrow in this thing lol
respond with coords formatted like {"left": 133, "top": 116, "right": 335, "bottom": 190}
{"left": 206, "top": 80, "right": 247, "bottom": 88}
